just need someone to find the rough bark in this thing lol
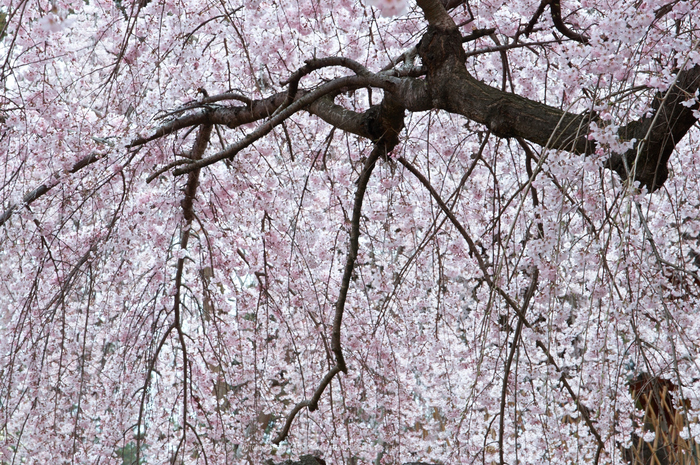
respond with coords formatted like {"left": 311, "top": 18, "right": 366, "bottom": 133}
{"left": 412, "top": 24, "right": 700, "bottom": 192}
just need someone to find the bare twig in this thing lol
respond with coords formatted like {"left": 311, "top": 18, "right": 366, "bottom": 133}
{"left": 535, "top": 339, "right": 605, "bottom": 452}
{"left": 398, "top": 157, "right": 523, "bottom": 314}
{"left": 464, "top": 39, "right": 562, "bottom": 58}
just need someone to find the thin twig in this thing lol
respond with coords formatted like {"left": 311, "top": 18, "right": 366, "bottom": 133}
{"left": 145, "top": 159, "right": 193, "bottom": 183}
{"left": 398, "top": 157, "right": 524, "bottom": 316}
{"left": 464, "top": 39, "right": 562, "bottom": 58}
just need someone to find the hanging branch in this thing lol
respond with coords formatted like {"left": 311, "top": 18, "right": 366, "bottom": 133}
{"left": 331, "top": 145, "right": 383, "bottom": 372}
{"left": 136, "top": 122, "right": 212, "bottom": 464}
{"left": 271, "top": 145, "right": 383, "bottom": 445}
{"left": 272, "top": 92, "right": 405, "bottom": 444}
{"left": 398, "top": 157, "right": 605, "bottom": 454}
{"left": 549, "top": 0, "right": 589, "bottom": 44}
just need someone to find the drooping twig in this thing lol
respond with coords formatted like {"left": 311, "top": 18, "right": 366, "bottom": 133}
{"left": 398, "top": 157, "right": 521, "bottom": 311}
{"left": 135, "top": 321, "right": 176, "bottom": 462}
{"left": 399, "top": 157, "right": 605, "bottom": 453}
{"left": 535, "top": 340, "right": 604, "bottom": 454}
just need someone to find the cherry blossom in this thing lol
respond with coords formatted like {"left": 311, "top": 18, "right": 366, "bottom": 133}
{"left": 1, "top": 0, "right": 700, "bottom": 464}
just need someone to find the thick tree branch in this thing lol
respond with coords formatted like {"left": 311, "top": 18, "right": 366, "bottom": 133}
{"left": 170, "top": 75, "right": 394, "bottom": 175}
{"left": 523, "top": 0, "right": 589, "bottom": 43}
{"left": 610, "top": 65, "right": 700, "bottom": 190}
{"left": 132, "top": 30, "right": 698, "bottom": 192}
{"left": 441, "top": 0, "right": 466, "bottom": 10}
{"left": 180, "top": 123, "right": 212, "bottom": 222}
{"left": 523, "top": 0, "right": 549, "bottom": 37}
{"left": 414, "top": 26, "right": 700, "bottom": 191}
{"left": 415, "top": 0, "right": 456, "bottom": 30}
{"left": 128, "top": 83, "right": 380, "bottom": 150}
{"left": 282, "top": 57, "right": 372, "bottom": 107}
{"left": 549, "top": 0, "right": 589, "bottom": 44}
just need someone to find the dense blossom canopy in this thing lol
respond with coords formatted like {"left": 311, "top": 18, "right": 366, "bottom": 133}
{"left": 1, "top": 0, "right": 700, "bottom": 463}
